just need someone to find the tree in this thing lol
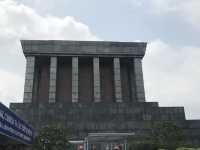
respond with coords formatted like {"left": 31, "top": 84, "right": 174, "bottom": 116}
{"left": 151, "top": 121, "right": 184, "bottom": 150}
{"left": 127, "top": 121, "right": 185, "bottom": 150}
{"left": 33, "top": 126, "right": 72, "bottom": 150}
{"left": 128, "top": 134, "right": 158, "bottom": 150}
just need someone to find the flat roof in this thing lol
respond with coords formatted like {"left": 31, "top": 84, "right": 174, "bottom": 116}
{"left": 86, "top": 133, "right": 135, "bottom": 142}
{"left": 21, "top": 40, "right": 147, "bottom": 58}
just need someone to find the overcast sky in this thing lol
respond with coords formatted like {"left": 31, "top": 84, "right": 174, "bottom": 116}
{"left": 0, "top": 0, "right": 200, "bottom": 119}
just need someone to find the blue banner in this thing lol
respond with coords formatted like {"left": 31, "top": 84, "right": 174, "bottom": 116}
{"left": 0, "top": 102, "right": 34, "bottom": 145}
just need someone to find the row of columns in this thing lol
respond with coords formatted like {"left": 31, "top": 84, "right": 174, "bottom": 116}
{"left": 23, "top": 56, "right": 145, "bottom": 103}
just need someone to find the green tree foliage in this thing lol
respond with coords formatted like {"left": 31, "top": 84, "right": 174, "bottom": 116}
{"left": 176, "top": 148, "right": 200, "bottom": 150}
{"left": 33, "top": 126, "right": 72, "bottom": 150}
{"left": 151, "top": 121, "right": 184, "bottom": 150}
{"left": 128, "top": 135, "right": 158, "bottom": 150}
{"left": 128, "top": 121, "right": 184, "bottom": 150}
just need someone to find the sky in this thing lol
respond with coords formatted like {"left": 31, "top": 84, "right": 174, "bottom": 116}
{"left": 0, "top": 0, "right": 200, "bottom": 119}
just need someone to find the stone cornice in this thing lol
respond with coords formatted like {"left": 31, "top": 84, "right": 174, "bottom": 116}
{"left": 21, "top": 40, "right": 147, "bottom": 58}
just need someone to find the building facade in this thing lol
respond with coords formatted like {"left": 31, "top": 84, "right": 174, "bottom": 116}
{"left": 21, "top": 40, "right": 146, "bottom": 104}
{"left": 11, "top": 40, "right": 200, "bottom": 146}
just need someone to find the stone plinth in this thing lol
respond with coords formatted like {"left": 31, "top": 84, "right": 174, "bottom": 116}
{"left": 10, "top": 102, "right": 200, "bottom": 145}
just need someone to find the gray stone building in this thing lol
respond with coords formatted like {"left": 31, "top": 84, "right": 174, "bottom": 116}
{"left": 10, "top": 40, "right": 200, "bottom": 146}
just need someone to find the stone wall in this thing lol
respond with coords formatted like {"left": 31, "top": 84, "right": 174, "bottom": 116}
{"left": 56, "top": 57, "right": 72, "bottom": 102}
{"left": 10, "top": 102, "right": 199, "bottom": 137}
{"left": 10, "top": 102, "right": 200, "bottom": 145}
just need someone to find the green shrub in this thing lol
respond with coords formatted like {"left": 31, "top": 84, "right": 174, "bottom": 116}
{"left": 129, "top": 143, "right": 158, "bottom": 150}
{"left": 33, "top": 125, "right": 72, "bottom": 150}
{"left": 176, "top": 148, "right": 194, "bottom": 150}
{"left": 176, "top": 148, "right": 200, "bottom": 150}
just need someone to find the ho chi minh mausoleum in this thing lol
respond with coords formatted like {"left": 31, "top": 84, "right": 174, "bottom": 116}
{"left": 10, "top": 40, "right": 200, "bottom": 146}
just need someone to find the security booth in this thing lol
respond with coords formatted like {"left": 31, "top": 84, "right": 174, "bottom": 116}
{"left": 85, "top": 133, "right": 135, "bottom": 150}
{"left": 0, "top": 102, "right": 34, "bottom": 149}
{"left": 69, "top": 140, "right": 85, "bottom": 150}
{"left": 69, "top": 133, "right": 135, "bottom": 150}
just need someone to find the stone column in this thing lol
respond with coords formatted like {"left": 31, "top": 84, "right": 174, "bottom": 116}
{"left": 113, "top": 57, "right": 122, "bottom": 102}
{"left": 72, "top": 57, "right": 79, "bottom": 103}
{"left": 93, "top": 57, "right": 101, "bottom": 102}
{"left": 23, "top": 56, "right": 35, "bottom": 103}
{"left": 129, "top": 62, "right": 137, "bottom": 101}
{"left": 134, "top": 58, "right": 145, "bottom": 102}
{"left": 49, "top": 57, "right": 57, "bottom": 103}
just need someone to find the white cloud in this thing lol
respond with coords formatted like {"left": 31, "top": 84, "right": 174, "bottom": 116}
{"left": 144, "top": 39, "right": 200, "bottom": 119}
{"left": 0, "top": 0, "right": 200, "bottom": 120}
{"left": 0, "top": 0, "right": 98, "bottom": 40}
{"left": 0, "top": 70, "right": 24, "bottom": 107}
{"left": 131, "top": 0, "right": 200, "bottom": 28}
{"left": 0, "top": 0, "right": 98, "bottom": 106}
